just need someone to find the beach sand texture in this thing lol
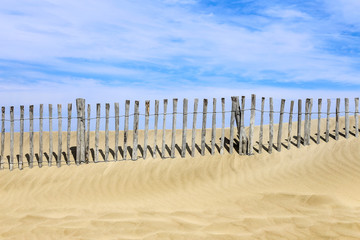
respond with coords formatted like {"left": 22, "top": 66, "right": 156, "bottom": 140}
{"left": 0, "top": 117, "right": 360, "bottom": 239}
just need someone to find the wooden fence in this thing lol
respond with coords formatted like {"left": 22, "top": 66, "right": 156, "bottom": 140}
{"left": 0, "top": 95, "right": 358, "bottom": 171}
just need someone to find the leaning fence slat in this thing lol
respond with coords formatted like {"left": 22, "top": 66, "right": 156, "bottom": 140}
{"left": 304, "top": 99, "right": 309, "bottom": 146}
{"left": 66, "top": 103, "right": 72, "bottom": 165}
{"left": 220, "top": 98, "right": 225, "bottom": 155}
{"left": 269, "top": 98, "right": 274, "bottom": 154}
{"left": 39, "top": 104, "right": 43, "bottom": 167}
{"left": 287, "top": 100, "right": 294, "bottom": 149}
{"left": 355, "top": 98, "right": 359, "bottom": 138}
{"left": 105, "top": 103, "right": 110, "bottom": 161}
{"left": 133, "top": 101, "right": 139, "bottom": 160}
{"left": 19, "top": 105, "right": 24, "bottom": 170}
{"left": 0, "top": 107, "right": 4, "bottom": 170}
{"left": 171, "top": 99, "right": 178, "bottom": 158}
{"left": 239, "top": 96, "right": 245, "bottom": 155}
{"left": 248, "top": 94, "right": 256, "bottom": 155}
{"left": 297, "top": 99, "right": 302, "bottom": 148}
{"left": 259, "top": 97, "right": 265, "bottom": 154}
{"left": 95, "top": 104, "right": 100, "bottom": 162}
{"left": 144, "top": 100, "right": 150, "bottom": 159}
{"left": 86, "top": 104, "right": 90, "bottom": 163}
{"left": 181, "top": 98, "right": 188, "bottom": 158}
{"left": 123, "top": 100, "right": 130, "bottom": 160}
{"left": 277, "top": 99, "right": 285, "bottom": 152}
{"left": 317, "top": 99, "right": 322, "bottom": 144}
{"left": 191, "top": 99, "right": 198, "bottom": 157}
{"left": 201, "top": 99, "right": 208, "bottom": 156}
{"left": 49, "top": 104, "right": 53, "bottom": 166}
{"left": 326, "top": 99, "right": 331, "bottom": 142}
{"left": 161, "top": 99, "right": 168, "bottom": 158}
{"left": 229, "top": 97, "right": 236, "bottom": 154}
{"left": 345, "top": 98, "right": 349, "bottom": 139}
{"left": 114, "top": 103, "right": 119, "bottom": 161}
{"left": 211, "top": 98, "right": 216, "bottom": 155}
{"left": 153, "top": 100, "right": 159, "bottom": 158}
{"left": 57, "top": 104, "right": 62, "bottom": 167}
{"left": 10, "top": 106, "right": 14, "bottom": 171}
{"left": 335, "top": 98, "right": 340, "bottom": 140}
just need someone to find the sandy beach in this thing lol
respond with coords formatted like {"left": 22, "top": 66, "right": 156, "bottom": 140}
{"left": 0, "top": 117, "right": 360, "bottom": 239}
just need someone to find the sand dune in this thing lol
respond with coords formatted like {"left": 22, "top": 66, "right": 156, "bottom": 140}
{"left": 1, "top": 117, "right": 360, "bottom": 239}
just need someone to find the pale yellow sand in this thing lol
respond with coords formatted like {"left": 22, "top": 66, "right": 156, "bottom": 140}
{"left": 0, "top": 117, "right": 360, "bottom": 239}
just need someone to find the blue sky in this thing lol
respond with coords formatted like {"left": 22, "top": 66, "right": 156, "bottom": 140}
{"left": 0, "top": 0, "right": 360, "bottom": 105}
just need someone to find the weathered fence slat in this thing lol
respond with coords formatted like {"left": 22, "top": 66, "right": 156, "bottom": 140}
{"left": 211, "top": 98, "right": 216, "bottom": 155}
{"left": 201, "top": 99, "right": 208, "bottom": 156}
{"left": 0, "top": 107, "right": 4, "bottom": 170}
{"left": 220, "top": 98, "right": 225, "bottom": 155}
{"left": 123, "top": 100, "right": 130, "bottom": 160}
{"left": 181, "top": 98, "right": 188, "bottom": 158}
{"left": 76, "top": 98, "right": 85, "bottom": 165}
{"left": 153, "top": 100, "right": 159, "bottom": 158}
{"left": 248, "top": 94, "right": 256, "bottom": 155}
{"left": 297, "top": 99, "right": 302, "bottom": 148}
{"left": 259, "top": 97, "right": 265, "bottom": 153}
{"left": 304, "top": 99, "right": 309, "bottom": 146}
{"left": 10, "top": 106, "right": 14, "bottom": 171}
{"left": 345, "top": 98, "right": 349, "bottom": 139}
{"left": 19, "top": 105, "right": 24, "bottom": 170}
{"left": 105, "top": 103, "right": 110, "bottom": 161}
{"left": 49, "top": 104, "right": 53, "bottom": 166}
{"left": 335, "top": 98, "right": 340, "bottom": 140}
{"left": 229, "top": 97, "right": 236, "bottom": 154}
{"left": 326, "top": 99, "right": 331, "bottom": 142}
{"left": 57, "top": 104, "right": 62, "bottom": 167}
{"left": 308, "top": 98, "right": 313, "bottom": 145}
{"left": 144, "top": 100, "right": 150, "bottom": 159}
{"left": 39, "top": 104, "right": 43, "bottom": 167}
{"left": 66, "top": 103, "right": 72, "bottom": 165}
{"left": 95, "top": 104, "right": 100, "bottom": 162}
{"left": 277, "top": 99, "right": 285, "bottom": 152}
{"left": 133, "top": 101, "right": 139, "bottom": 160}
{"left": 114, "top": 103, "right": 119, "bottom": 161}
{"left": 317, "top": 99, "right": 322, "bottom": 144}
{"left": 171, "top": 99, "right": 178, "bottom": 158}
{"left": 269, "top": 97, "right": 274, "bottom": 154}
{"left": 355, "top": 98, "right": 359, "bottom": 138}
{"left": 86, "top": 104, "right": 90, "bottom": 163}
{"left": 161, "top": 99, "right": 168, "bottom": 158}
{"left": 29, "top": 105, "right": 34, "bottom": 168}
{"left": 191, "top": 99, "right": 198, "bottom": 157}
{"left": 239, "top": 96, "right": 246, "bottom": 155}
{"left": 287, "top": 100, "right": 294, "bottom": 149}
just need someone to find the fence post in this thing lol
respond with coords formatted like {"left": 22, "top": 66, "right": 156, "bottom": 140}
{"left": 19, "top": 105, "right": 24, "bottom": 170}
{"left": 345, "top": 98, "right": 349, "bottom": 139}
{"left": 57, "top": 104, "right": 62, "bottom": 167}
{"left": 29, "top": 105, "right": 34, "bottom": 168}
{"left": 277, "top": 99, "right": 285, "bottom": 151}
{"left": 95, "top": 103, "right": 100, "bottom": 162}
{"left": 297, "top": 99, "right": 302, "bottom": 148}
{"left": 229, "top": 97, "right": 236, "bottom": 154}
{"left": 86, "top": 104, "right": 90, "bottom": 163}
{"left": 326, "top": 99, "right": 331, "bottom": 142}
{"left": 114, "top": 103, "right": 119, "bottom": 161}
{"left": 171, "top": 99, "right": 178, "bottom": 158}
{"left": 10, "top": 106, "right": 14, "bottom": 171}
{"left": 161, "top": 99, "right": 168, "bottom": 158}
{"left": 133, "top": 101, "right": 139, "bottom": 160}
{"left": 308, "top": 98, "right": 313, "bottom": 145}
{"left": 355, "top": 98, "right": 359, "bottom": 138}
{"left": 335, "top": 98, "right": 340, "bottom": 140}
{"left": 123, "top": 100, "right": 130, "bottom": 160}
{"left": 201, "top": 99, "right": 208, "bottom": 156}
{"left": 0, "top": 107, "right": 4, "bottom": 170}
{"left": 248, "top": 94, "right": 256, "bottom": 155}
{"left": 153, "top": 100, "right": 159, "bottom": 158}
{"left": 39, "top": 104, "right": 43, "bottom": 167}
{"left": 105, "top": 103, "right": 110, "bottom": 161}
{"left": 76, "top": 98, "right": 85, "bottom": 165}
{"left": 181, "top": 98, "right": 188, "bottom": 158}
{"left": 144, "top": 100, "right": 150, "bottom": 159}
{"left": 269, "top": 98, "right": 274, "bottom": 153}
{"left": 287, "top": 100, "right": 294, "bottom": 149}
{"left": 220, "top": 98, "right": 225, "bottom": 155}
{"left": 259, "top": 97, "right": 265, "bottom": 153}
{"left": 211, "top": 98, "right": 216, "bottom": 155}
{"left": 67, "top": 104, "right": 72, "bottom": 165}
{"left": 49, "top": 104, "right": 53, "bottom": 166}
{"left": 240, "top": 96, "right": 246, "bottom": 154}
{"left": 191, "top": 99, "right": 198, "bottom": 157}
{"left": 304, "top": 99, "right": 309, "bottom": 146}
{"left": 317, "top": 99, "right": 322, "bottom": 144}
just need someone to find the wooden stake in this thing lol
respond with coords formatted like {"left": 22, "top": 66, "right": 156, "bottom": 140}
{"left": 105, "top": 103, "right": 110, "bottom": 161}
{"left": 345, "top": 98, "right": 349, "bottom": 139}
{"left": 57, "top": 104, "right": 62, "bottom": 167}
{"left": 153, "top": 100, "right": 159, "bottom": 158}
{"left": 114, "top": 103, "right": 119, "bottom": 161}
{"left": 220, "top": 98, "right": 225, "bottom": 155}
{"left": 211, "top": 98, "right": 216, "bottom": 155}
{"left": 259, "top": 97, "right": 265, "bottom": 153}
{"left": 269, "top": 98, "right": 274, "bottom": 153}
{"left": 304, "top": 99, "right": 309, "bottom": 146}
{"left": 123, "top": 100, "right": 130, "bottom": 160}
{"left": 355, "top": 98, "right": 359, "bottom": 138}
{"left": 191, "top": 99, "right": 198, "bottom": 157}
{"left": 95, "top": 103, "right": 100, "bottom": 162}
{"left": 229, "top": 97, "right": 236, "bottom": 154}
{"left": 335, "top": 98, "right": 340, "bottom": 140}
{"left": 66, "top": 103, "right": 72, "bottom": 165}
{"left": 170, "top": 99, "right": 178, "bottom": 158}
{"left": 326, "top": 99, "right": 331, "bottom": 142}
{"left": 10, "top": 106, "right": 14, "bottom": 171}
{"left": 277, "top": 99, "right": 285, "bottom": 151}
{"left": 287, "top": 100, "right": 294, "bottom": 149}
{"left": 49, "top": 104, "right": 53, "bottom": 166}
{"left": 39, "top": 104, "right": 43, "bottom": 167}
{"left": 239, "top": 96, "right": 246, "bottom": 154}
{"left": 181, "top": 98, "right": 188, "bottom": 158}
{"left": 317, "top": 99, "right": 322, "bottom": 144}
{"left": 161, "top": 99, "right": 168, "bottom": 158}
{"left": 307, "top": 98, "right": 313, "bottom": 145}
{"left": 248, "top": 94, "right": 256, "bottom": 155}
{"left": 76, "top": 99, "right": 85, "bottom": 165}
{"left": 201, "top": 99, "right": 208, "bottom": 156}
{"left": 86, "top": 104, "right": 90, "bottom": 163}
{"left": 297, "top": 99, "right": 302, "bottom": 148}
{"left": 133, "top": 101, "right": 139, "bottom": 160}
{"left": 144, "top": 100, "right": 150, "bottom": 159}
{"left": 0, "top": 107, "right": 4, "bottom": 170}
{"left": 19, "top": 105, "right": 24, "bottom": 170}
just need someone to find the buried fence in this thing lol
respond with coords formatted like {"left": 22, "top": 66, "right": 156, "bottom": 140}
{"left": 0, "top": 95, "right": 359, "bottom": 171}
